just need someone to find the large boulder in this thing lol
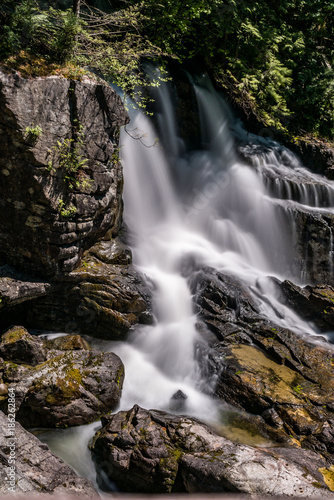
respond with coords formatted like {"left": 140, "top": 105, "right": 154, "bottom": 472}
{"left": 187, "top": 263, "right": 334, "bottom": 460}
{"left": 0, "top": 69, "right": 129, "bottom": 277}
{"left": 90, "top": 405, "right": 334, "bottom": 495}
{"left": 22, "top": 249, "right": 153, "bottom": 339}
{"left": 0, "top": 346, "right": 124, "bottom": 428}
{"left": 0, "top": 410, "right": 97, "bottom": 496}
{"left": 0, "top": 325, "right": 47, "bottom": 366}
{"left": 0, "top": 244, "right": 152, "bottom": 340}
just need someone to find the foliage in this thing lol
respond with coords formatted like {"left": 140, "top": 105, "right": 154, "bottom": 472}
{"left": 58, "top": 199, "right": 77, "bottom": 218}
{"left": 126, "top": 0, "right": 334, "bottom": 138}
{"left": 0, "top": 0, "right": 166, "bottom": 103}
{"left": 49, "top": 122, "right": 92, "bottom": 191}
{"left": 1, "top": 0, "right": 333, "bottom": 139}
{"left": 25, "top": 123, "right": 42, "bottom": 142}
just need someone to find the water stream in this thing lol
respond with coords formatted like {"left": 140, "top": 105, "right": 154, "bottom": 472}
{"left": 113, "top": 73, "right": 334, "bottom": 423}
{"left": 38, "top": 73, "right": 334, "bottom": 491}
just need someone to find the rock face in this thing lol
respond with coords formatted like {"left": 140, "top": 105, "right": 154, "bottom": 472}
{"left": 0, "top": 70, "right": 152, "bottom": 339}
{"left": 291, "top": 205, "right": 334, "bottom": 285}
{"left": 0, "top": 69, "right": 128, "bottom": 277}
{"left": 0, "top": 245, "right": 153, "bottom": 339}
{"left": 279, "top": 280, "right": 334, "bottom": 330}
{"left": 288, "top": 138, "right": 334, "bottom": 178}
{"left": 187, "top": 263, "right": 334, "bottom": 461}
{"left": 90, "top": 405, "right": 334, "bottom": 495}
{"left": 26, "top": 242, "right": 153, "bottom": 338}
{"left": 0, "top": 410, "right": 97, "bottom": 496}
{"left": 0, "top": 326, "right": 124, "bottom": 428}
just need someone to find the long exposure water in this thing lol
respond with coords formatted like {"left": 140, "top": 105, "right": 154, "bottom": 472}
{"left": 113, "top": 73, "right": 334, "bottom": 423}
{"left": 38, "top": 73, "right": 334, "bottom": 490}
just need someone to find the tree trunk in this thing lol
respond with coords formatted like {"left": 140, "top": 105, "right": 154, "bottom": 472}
{"left": 73, "top": 0, "right": 81, "bottom": 18}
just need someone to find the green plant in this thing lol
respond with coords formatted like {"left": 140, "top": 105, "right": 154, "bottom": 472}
{"left": 292, "top": 384, "right": 302, "bottom": 394}
{"left": 57, "top": 124, "right": 88, "bottom": 170}
{"left": 49, "top": 122, "right": 92, "bottom": 191}
{"left": 25, "top": 123, "right": 42, "bottom": 142}
{"left": 58, "top": 199, "right": 76, "bottom": 219}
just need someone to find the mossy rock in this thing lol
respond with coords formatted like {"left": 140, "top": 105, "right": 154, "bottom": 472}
{"left": 8, "top": 349, "right": 124, "bottom": 428}
{"left": 0, "top": 325, "right": 46, "bottom": 366}
{"left": 46, "top": 334, "right": 91, "bottom": 351}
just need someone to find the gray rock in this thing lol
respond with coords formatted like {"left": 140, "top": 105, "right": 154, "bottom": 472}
{"left": 0, "top": 326, "right": 47, "bottom": 366}
{"left": 0, "top": 276, "right": 50, "bottom": 306}
{"left": 0, "top": 410, "right": 97, "bottom": 496}
{"left": 186, "top": 262, "right": 334, "bottom": 460}
{"left": 1, "top": 349, "right": 124, "bottom": 428}
{"left": 90, "top": 405, "right": 334, "bottom": 495}
{"left": 23, "top": 254, "right": 153, "bottom": 339}
{"left": 0, "top": 70, "right": 128, "bottom": 277}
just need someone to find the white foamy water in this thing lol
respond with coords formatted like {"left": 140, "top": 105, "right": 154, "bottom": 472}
{"left": 112, "top": 74, "right": 334, "bottom": 425}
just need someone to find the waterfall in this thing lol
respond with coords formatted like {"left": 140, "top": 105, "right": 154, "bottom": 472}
{"left": 109, "top": 73, "right": 334, "bottom": 424}
{"left": 113, "top": 110, "right": 219, "bottom": 422}
{"left": 36, "top": 73, "right": 334, "bottom": 490}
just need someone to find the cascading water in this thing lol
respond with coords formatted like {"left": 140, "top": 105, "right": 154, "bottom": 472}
{"left": 112, "top": 108, "right": 220, "bottom": 421}
{"left": 37, "top": 72, "right": 334, "bottom": 489}
{"left": 111, "top": 71, "right": 334, "bottom": 425}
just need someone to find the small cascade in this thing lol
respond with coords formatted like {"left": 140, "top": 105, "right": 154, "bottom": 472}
{"left": 250, "top": 149, "right": 334, "bottom": 210}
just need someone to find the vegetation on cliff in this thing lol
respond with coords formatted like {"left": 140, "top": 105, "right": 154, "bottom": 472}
{"left": 0, "top": 0, "right": 333, "bottom": 140}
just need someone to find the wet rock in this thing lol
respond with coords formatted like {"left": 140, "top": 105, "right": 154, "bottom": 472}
{"left": 216, "top": 407, "right": 287, "bottom": 446}
{"left": 45, "top": 334, "right": 91, "bottom": 352}
{"left": 0, "top": 70, "right": 128, "bottom": 277}
{"left": 90, "top": 405, "right": 334, "bottom": 495}
{"left": 22, "top": 253, "right": 153, "bottom": 339}
{"left": 0, "top": 410, "right": 97, "bottom": 496}
{"left": 89, "top": 237, "right": 132, "bottom": 265}
{"left": 291, "top": 206, "right": 334, "bottom": 285}
{"left": 170, "top": 390, "right": 188, "bottom": 412}
{"left": 0, "top": 326, "right": 47, "bottom": 366}
{"left": 279, "top": 280, "right": 334, "bottom": 330}
{"left": 1, "top": 349, "right": 124, "bottom": 428}
{"left": 188, "top": 264, "right": 334, "bottom": 460}
{"left": 288, "top": 137, "right": 334, "bottom": 178}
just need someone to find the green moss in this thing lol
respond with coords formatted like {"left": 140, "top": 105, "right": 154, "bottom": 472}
{"left": 115, "top": 366, "right": 124, "bottom": 387}
{"left": 2, "top": 327, "right": 27, "bottom": 344}
{"left": 67, "top": 367, "right": 82, "bottom": 385}
{"left": 172, "top": 448, "right": 183, "bottom": 461}
{"left": 45, "top": 375, "right": 81, "bottom": 407}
